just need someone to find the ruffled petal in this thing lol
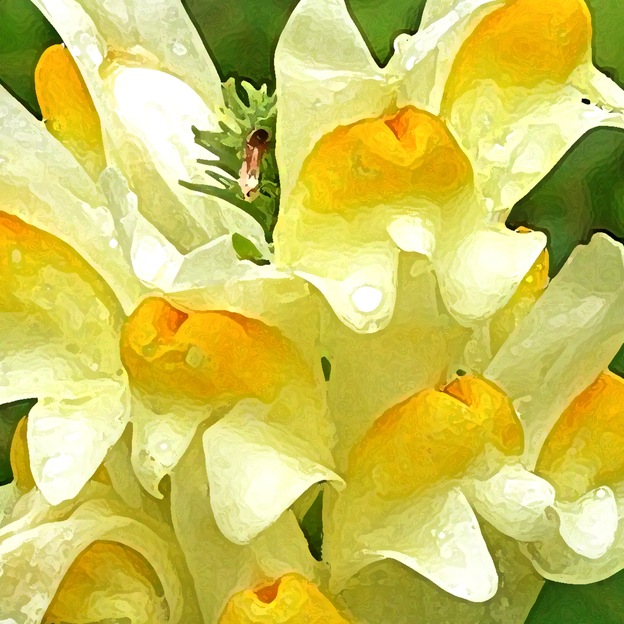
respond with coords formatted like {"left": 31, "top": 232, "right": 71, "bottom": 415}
{"left": 339, "top": 522, "right": 544, "bottom": 624}
{"left": 554, "top": 486, "right": 618, "bottom": 560}
{"left": 203, "top": 407, "right": 343, "bottom": 544}
{"left": 467, "top": 462, "right": 555, "bottom": 542}
{"left": 523, "top": 489, "right": 624, "bottom": 584}
{"left": 434, "top": 224, "right": 546, "bottom": 323}
{"left": 0, "top": 208, "right": 132, "bottom": 505}
{"left": 321, "top": 254, "right": 470, "bottom": 468}
{"left": 130, "top": 394, "right": 213, "bottom": 498}
{"left": 171, "top": 436, "right": 319, "bottom": 623}
{"left": 27, "top": 378, "right": 130, "bottom": 506}
{"left": 0, "top": 84, "right": 143, "bottom": 310}
{"left": 326, "top": 486, "right": 497, "bottom": 602}
{"left": 0, "top": 498, "right": 184, "bottom": 624}
{"left": 33, "top": 0, "right": 264, "bottom": 253}
{"left": 485, "top": 233, "right": 624, "bottom": 466}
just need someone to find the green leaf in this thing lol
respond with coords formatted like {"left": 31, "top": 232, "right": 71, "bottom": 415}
{"left": 0, "top": 0, "right": 60, "bottom": 117}
{"left": 527, "top": 572, "right": 624, "bottom": 624}
{"left": 299, "top": 488, "right": 324, "bottom": 562}
{"left": 0, "top": 399, "right": 37, "bottom": 486}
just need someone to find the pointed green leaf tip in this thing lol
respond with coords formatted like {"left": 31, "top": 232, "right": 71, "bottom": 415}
{"left": 183, "top": 78, "right": 280, "bottom": 244}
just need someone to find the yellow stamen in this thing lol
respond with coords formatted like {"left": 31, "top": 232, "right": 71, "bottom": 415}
{"left": 35, "top": 44, "right": 106, "bottom": 179}
{"left": 298, "top": 106, "right": 472, "bottom": 214}
{"left": 218, "top": 574, "right": 350, "bottom": 623}
{"left": 536, "top": 371, "right": 624, "bottom": 501}
{"left": 44, "top": 541, "right": 164, "bottom": 623}
{"left": 490, "top": 233, "right": 549, "bottom": 355}
{"left": 10, "top": 417, "right": 35, "bottom": 492}
{"left": 348, "top": 376, "right": 523, "bottom": 500}
{"left": 120, "top": 297, "right": 306, "bottom": 403}
{"left": 443, "top": 0, "right": 592, "bottom": 109}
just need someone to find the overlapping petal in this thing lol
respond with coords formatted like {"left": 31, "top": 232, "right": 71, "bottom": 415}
{"left": 273, "top": 0, "right": 624, "bottom": 332}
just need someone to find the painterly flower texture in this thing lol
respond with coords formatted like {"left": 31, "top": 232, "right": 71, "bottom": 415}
{"left": 1, "top": 0, "right": 624, "bottom": 623}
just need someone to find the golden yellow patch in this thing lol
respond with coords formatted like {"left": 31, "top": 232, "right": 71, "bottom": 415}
{"left": 44, "top": 541, "right": 164, "bottom": 623}
{"left": 443, "top": 0, "right": 592, "bottom": 108}
{"left": 120, "top": 297, "right": 306, "bottom": 403}
{"left": 218, "top": 574, "right": 350, "bottom": 623}
{"left": 0, "top": 211, "right": 119, "bottom": 315}
{"left": 298, "top": 106, "right": 472, "bottom": 215}
{"left": 537, "top": 371, "right": 624, "bottom": 501}
{"left": 35, "top": 44, "right": 106, "bottom": 178}
{"left": 348, "top": 376, "right": 523, "bottom": 499}
{"left": 10, "top": 417, "right": 35, "bottom": 492}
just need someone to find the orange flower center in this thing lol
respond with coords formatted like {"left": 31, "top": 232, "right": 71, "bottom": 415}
{"left": 298, "top": 106, "right": 472, "bottom": 215}
{"left": 537, "top": 371, "right": 624, "bottom": 501}
{"left": 218, "top": 574, "right": 349, "bottom": 623}
{"left": 443, "top": 0, "right": 592, "bottom": 108}
{"left": 348, "top": 376, "right": 524, "bottom": 499}
{"left": 35, "top": 44, "right": 106, "bottom": 178}
{"left": 120, "top": 297, "right": 305, "bottom": 403}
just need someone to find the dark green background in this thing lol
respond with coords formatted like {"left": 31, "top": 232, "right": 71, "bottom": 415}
{"left": 2, "top": 0, "right": 624, "bottom": 620}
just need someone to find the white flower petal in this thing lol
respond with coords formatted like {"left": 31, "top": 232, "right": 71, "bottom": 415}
{"left": 388, "top": 0, "right": 504, "bottom": 112}
{"left": 28, "top": 378, "right": 130, "bottom": 505}
{"left": 485, "top": 233, "right": 624, "bottom": 466}
{"left": 554, "top": 486, "right": 618, "bottom": 560}
{"left": 327, "top": 487, "right": 497, "bottom": 602}
{"left": 339, "top": 522, "right": 544, "bottom": 624}
{"left": 0, "top": 499, "right": 183, "bottom": 624}
{"left": 522, "top": 490, "right": 624, "bottom": 584}
{"left": 171, "top": 436, "right": 318, "bottom": 623}
{"left": 435, "top": 225, "right": 546, "bottom": 323}
{"left": 322, "top": 254, "right": 469, "bottom": 468}
{"left": 0, "top": 84, "right": 143, "bottom": 310}
{"left": 203, "top": 406, "right": 343, "bottom": 545}
{"left": 447, "top": 70, "right": 624, "bottom": 217}
{"left": 68, "top": 0, "right": 223, "bottom": 105}
{"left": 130, "top": 394, "right": 216, "bottom": 498}
{"left": 296, "top": 244, "right": 399, "bottom": 334}
{"left": 468, "top": 463, "right": 556, "bottom": 542}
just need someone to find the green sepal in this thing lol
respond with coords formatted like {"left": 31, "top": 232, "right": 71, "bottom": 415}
{"left": 184, "top": 78, "right": 280, "bottom": 244}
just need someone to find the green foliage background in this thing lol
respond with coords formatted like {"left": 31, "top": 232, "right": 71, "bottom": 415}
{"left": 2, "top": 0, "right": 624, "bottom": 620}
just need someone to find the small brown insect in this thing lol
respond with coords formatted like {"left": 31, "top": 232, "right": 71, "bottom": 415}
{"left": 239, "top": 128, "right": 270, "bottom": 200}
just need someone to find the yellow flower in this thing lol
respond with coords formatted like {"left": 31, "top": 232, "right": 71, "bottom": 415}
{"left": 321, "top": 232, "right": 624, "bottom": 620}
{"left": 273, "top": 0, "right": 624, "bottom": 332}
{"left": 0, "top": 425, "right": 201, "bottom": 623}
{"left": 0, "top": 0, "right": 341, "bottom": 547}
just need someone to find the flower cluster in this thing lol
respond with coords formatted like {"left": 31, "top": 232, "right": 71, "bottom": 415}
{"left": 2, "top": 0, "right": 624, "bottom": 622}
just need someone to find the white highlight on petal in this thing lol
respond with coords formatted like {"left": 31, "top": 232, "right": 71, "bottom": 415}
{"left": 555, "top": 487, "right": 618, "bottom": 560}
{"left": 111, "top": 67, "right": 215, "bottom": 182}
{"left": 295, "top": 246, "right": 399, "bottom": 334}
{"left": 352, "top": 287, "right": 383, "bottom": 313}
{"left": 203, "top": 410, "right": 343, "bottom": 545}
{"left": 470, "top": 463, "right": 555, "bottom": 541}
